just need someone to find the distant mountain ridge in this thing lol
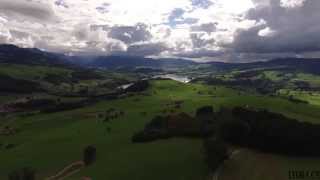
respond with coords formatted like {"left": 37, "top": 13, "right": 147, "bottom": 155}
{"left": 206, "top": 58, "right": 320, "bottom": 74}
{"left": 0, "top": 44, "right": 69, "bottom": 66}
{"left": 82, "top": 55, "right": 196, "bottom": 70}
{"left": 1, "top": 44, "right": 320, "bottom": 74}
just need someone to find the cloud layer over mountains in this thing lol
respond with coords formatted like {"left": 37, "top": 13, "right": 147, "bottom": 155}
{"left": 0, "top": 0, "right": 319, "bottom": 62}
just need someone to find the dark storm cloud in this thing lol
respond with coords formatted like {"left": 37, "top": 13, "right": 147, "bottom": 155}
{"left": 234, "top": 52, "right": 300, "bottom": 62}
{"left": 233, "top": 24, "right": 320, "bottom": 53}
{"left": 174, "top": 49, "right": 224, "bottom": 58}
{"left": 191, "top": 22, "right": 218, "bottom": 34}
{"left": 108, "top": 23, "right": 152, "bottom": 44}
{"left": 72, "top": 24, "right": 92, "bottom": 41}
{"left": 233, "top": 0, "right": 320, "bottom": 54}
{"left": 9, "top": 30, "right": 30, "bottom": 39}
{"left": 96, "top": 3, "right": 110, "bottom": 14}
{"left": 0, "top": 0, "right": 56, "bottom": 22}
{"left": 127, "top": 43, "right": 168, "bottom": 56}
{"left": 90, "top": 24, "right": 110, "bottom": 31}
{"left": 190, "top": 33, "right": 215, "bottom": 48}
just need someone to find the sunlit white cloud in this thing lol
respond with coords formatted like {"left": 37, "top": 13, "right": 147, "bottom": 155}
{"left": 280, "top": 0, "right": 306, "bottom": 8}
{"left": 258, "top": 27, "right": 277, "bottom": 37}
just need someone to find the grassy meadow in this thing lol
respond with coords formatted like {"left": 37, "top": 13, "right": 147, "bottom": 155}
{"left": 1, "top": 80, "right": 320, "bottom": 179}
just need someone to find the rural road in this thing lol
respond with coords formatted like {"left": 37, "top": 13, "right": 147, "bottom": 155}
{"left": 46, "top": 161, "right": 85, "bottom": 180}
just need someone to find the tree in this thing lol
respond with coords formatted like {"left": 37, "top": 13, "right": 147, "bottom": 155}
{"left": 196, "top": 106, "right": 215, "bottom": 136}
{"left": 219, "top": 119, "right": 250, "bottom": 144}
{"left": 204, "top": 138, "right": 228, "bottom": 171}
{"left": 22, "top": 168, "right": 36, "bottom": 180}
{"left": 83, "top": 146, "right": 97, "bottom": 166}
{"left": 8, "top": 170, "right": 20, "bottom": 180}
{"left": 125, "top": 80, "right": 149, "bottom": 92}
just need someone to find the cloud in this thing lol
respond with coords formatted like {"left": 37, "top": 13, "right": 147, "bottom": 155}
{"left": 96, "top": 3, "right": 110, "bottom": 14}
{"left": 191, "top": 0, "right": 214, "bottom": 9}
{"left": 127, "top": 43, "right": 168, "bottom": 56}
{"left": 108, "top": 23, "right": 152, "bottom": 44}
{"left": 191, "top": 22, "right": 217, "bottom": 34}
{"left": 280, "top": 0, "right": 306, "bottom": 8}
{"left": 1, "top": 0, "right": 319, "bottom": 62}
{"left": 190, "top": 33, "right": 215, "bottom": 48}
{"left": 169, "top": 8, "right": 186, "bottom": 23}
{"left": 0, "top": 0, "right": 57, "bottom": 22}
{"left": 167, "top": 8, "right": 199, "bottom": 27}
{"left": 174, "top": 49, "right": 224, "bottom": 58}
{"left": 0, "top": 28, "right": 11, "bottom": 44}
{"left": 55, "top": 0, "right": 69, "bottom": 8}
{"left": 232, "top": 0, "right": 320, "bottom": 54}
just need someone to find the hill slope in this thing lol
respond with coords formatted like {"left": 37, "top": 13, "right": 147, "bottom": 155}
{"left": 0, "top": 44, "right": 69, "bottom": 66}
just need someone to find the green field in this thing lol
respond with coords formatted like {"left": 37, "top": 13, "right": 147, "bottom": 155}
{"left": 1, "top": 80, "right": 320, "bottom": 180}
{"left": 0, "top": 64, "right": 72, "bottom": 80}
{"left": 278, "top": 89, "right": 320, "bottom": 106}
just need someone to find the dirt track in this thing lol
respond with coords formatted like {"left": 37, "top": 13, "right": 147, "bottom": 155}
{"left": 46, "top": 161, "right": 85, "bottom": 180}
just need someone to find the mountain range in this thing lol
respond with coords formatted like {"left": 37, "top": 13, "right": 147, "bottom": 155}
{"left": 1, "top": 44, "right": 320, "bottom": 74}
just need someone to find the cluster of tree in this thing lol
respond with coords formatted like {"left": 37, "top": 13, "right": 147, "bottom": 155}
{"left": 133, "top": 104, "right": 320, "bottom": 173}
{"left": 200, "top": 77, "right": 279, "bottom": 95}
{"left": 43, "top": 70, "right": 105, "bottom": 86}
{"left": 292, "top": 81, "right": 320, "bottom": 91}
{"left": 103, "top": 108, "right": 125, "bottom": 122}
{"left": 41, "top": 101, "right": 89, "bottom": 113}
{"left": 294, "top": 81, "right": 311, "bottom": 90}
{"left": 196, "top": 106, "right": 216, "bottom": 136}
{"left": 287, "top": 95, "right": 309, "bottom": 104}
{"left": 132, "top": 105, "right": 228, "bottom": 172}
{"left": 0, "top": 143, "right": 16, "bottom": 149}
{"left": 133, "top": 67, "right": 163, "bottom": 74}
{"left": 98, "top": 79, "right": 130, "bottom": 89}
{"left": 43, "top": 74, "right": 74, "bottom": 85}
{"left": 83, "top": 145, "right": 97, "bottom": 166}
{"left": 233, "top": 70, "right": 261, "bottom": 79}
{"left": 203, "top": 138, "right": 228, "bottom": 171}
{"left": 133, "top": 104, "right": 320, "bottom": 156}
{"left": 203, "top": 106, "right": 320, "bottom": 172}
{"left": 132, "top": 112, "right": 202, "bottom": 143}
{"left": 165, "top": 100, "right": 184, "bottom": 109}
{"left": 1, "top": 97, "right": 95, "bottom": 113}
{"left": 218, "top": 107, "right": 320, "bottom": 156}
{"left": 6, "top": 99, "right": 56, "bottom": 111}
{"left": 132, "top": 106, "right": 216, "bottom": 143}
{"left": 71, "top": 70, "right": 104, "bottom": 81}
{"left": 125, "top": 80, "right": 149, "bottom": 93}
{"left": 0, "top": 74, "right": 42, "bottom": 93}
{"left": 0, "top": 125, "right": 19, "bottom": 136}
{"left": 132, "top": 115, "right": 171, "bottom": 142}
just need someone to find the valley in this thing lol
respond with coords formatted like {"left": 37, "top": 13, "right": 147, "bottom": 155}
{"left": 2, "top": 0, "right": 320, "bottom": 179}
{"left": 1, "top": 45, "right": 320, "bottom": 180}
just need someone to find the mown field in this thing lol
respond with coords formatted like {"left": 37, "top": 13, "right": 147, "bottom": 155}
{"left": 218, "top": 147, "right": 320, "bottom": 180}
{"left": 1, "top": 80, "right": 320, "bottom": 180}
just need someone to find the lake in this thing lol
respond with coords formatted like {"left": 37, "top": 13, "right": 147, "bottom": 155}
{"left": 153, "top": 74, "right": 191, "bottom": 83}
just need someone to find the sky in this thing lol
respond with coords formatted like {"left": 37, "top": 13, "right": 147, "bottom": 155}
{"left": 0, "top": 0, "right": 320, "bottom": 62}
